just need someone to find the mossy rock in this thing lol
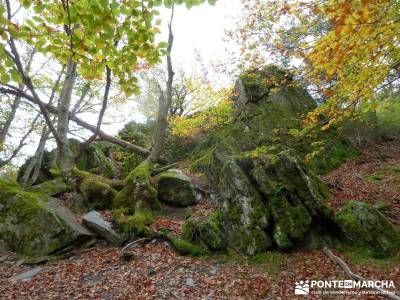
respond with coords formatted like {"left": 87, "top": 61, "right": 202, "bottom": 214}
{"left": 28, "top": 178, "right": 68, "bottom": 196}
{"left": 162, "top": 230, "right": 207, "bottom": 256}
{"left": 157, "top": 169, "right": 197, "bottom": 207}
{"left": 0, "top": 179, "right": 93, "bottom": 257}
{"left": 335, "top": 201, "right": 400, "bottom": 258}
{"left": 17, "top": 140, "right": 117, "bottom": 186}
{"left": 73, "top": 169, "right": 117, "bottom": 211}
{"left": 113, "top": 162, "right": 159, "bottom": 213}
{"left": 113, "top": 207, "right": 156, "bottom": 240}
{"left": 195, "top": 211, "right": 226, "bottom": 251}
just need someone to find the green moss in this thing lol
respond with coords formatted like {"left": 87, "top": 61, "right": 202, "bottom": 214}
{"left": 249, "top": 253, "right": 283, "bottom": 274}
{"left": 29, "top": 179, "right": 68, "bottom": 196}
{"left": 0, "top": 179, "right": 91, "bottom": 256}
{"left": 270, "top": 190, "right": 312, "bottom": 250}
{"left": 162, "top": 230, "right": 207, "bottom": 256}
{"left": 364, "top": 165, "right": 400, "bottom": 182}
{"left": 182, "top": 218, "right": 195, "bottom": 241}
{"left": 337, "top": 245, "right": 400, "bottom": 269}
{"left": 73, "top": 169, "right": 117, "bottom": 210}
{"left": 113, "top": 162, "right": 159, "bottom": 213}
{"left": 113, "top": 208, "right": 155, "bottom": 239}
{"left": 196, "top": 211, "right": 226, "bottom": 251}
{"left": 121, "top": 153, "right": 142, "bottom": 179}
{"left": 336, "top": 201, "right": 400, "bottom": 258}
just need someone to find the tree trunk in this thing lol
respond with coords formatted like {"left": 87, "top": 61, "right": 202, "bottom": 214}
{"left": 21, "top": 126, "right": 50, "bottom": 186}
{"left": 148, "top": 7, "right": 175, "bottom": 163}
{"left": 56, "top": 59, "right": 77, "bottom": 173}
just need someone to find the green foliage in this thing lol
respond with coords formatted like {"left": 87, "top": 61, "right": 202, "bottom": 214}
{"left": 170, "top": 100, "right": 234, "bottom": 137}
{"left": 0, "top": 0, "right": 216, "bottom": 94}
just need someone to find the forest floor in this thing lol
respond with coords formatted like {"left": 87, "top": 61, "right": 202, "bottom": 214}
{"left": 1, "top": 141, "right": 400, "bottom": 299}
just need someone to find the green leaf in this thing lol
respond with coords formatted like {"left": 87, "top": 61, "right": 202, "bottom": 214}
{"left": 22, "top": 0, "right": 32, "bottom": 9}
{"left": 0, "top": 72, "right": 10, "bottom": 83}
{"left": 10, "top": 69, "right": 22, "bottom": 83}
{"left": 158, "top": 41, "right": 168, "bottom": 48}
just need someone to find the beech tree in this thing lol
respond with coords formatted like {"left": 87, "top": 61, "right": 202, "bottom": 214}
{"left": 0, "top": 0, "right": 217, "bottom": 172}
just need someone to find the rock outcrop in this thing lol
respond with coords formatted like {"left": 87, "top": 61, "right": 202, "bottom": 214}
{"left": 189, "top": 145, "right": 334, "bottom": 255}
{"left": 157, "top": 169, "right": 197, "bottom": 207}
{"left": 0, "top": 180, "right": 93, "bottom": 257}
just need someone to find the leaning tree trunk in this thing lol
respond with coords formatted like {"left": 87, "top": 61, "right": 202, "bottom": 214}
{"left": 148, "top": 7, "right": 175, "bottom": 163}
{"left": 56, "top": 59, "right": 77, "bottom": 173}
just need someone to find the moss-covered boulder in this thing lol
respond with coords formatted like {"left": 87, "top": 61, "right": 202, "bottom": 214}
{"left": 73, "top": 170, "right": 117, "bottom": 210}
{"left": 113, "top": 162, "right": 159, "bottom": 213}
{"left": 157, "top": 169, "right": 197, "bottom": 207}
{"left": 190, "top": 144, "right": 335, "bottom": 255}
{"left": 0, "top": 180, "right": 93, "bottom": 257}
{"left": 336, "top": 201, "right": 400, "bottom": 258}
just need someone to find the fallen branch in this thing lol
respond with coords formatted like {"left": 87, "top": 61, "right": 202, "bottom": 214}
{"left": 151, "top": 162, "right": 178, "bottom": 176}
{"left": 121, "top": 238, "right": 151, "bottom": 253}
{"left": 323, "top": 247, "right": 400, "bottom": 300}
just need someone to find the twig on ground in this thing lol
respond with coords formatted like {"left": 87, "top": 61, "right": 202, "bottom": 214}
{"left": 323, "top": 247, "right": 400, "bottom": 300}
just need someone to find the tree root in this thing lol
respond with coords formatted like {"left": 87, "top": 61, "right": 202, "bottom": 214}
{"left": 323, "top": 247, "right": 400, "bottom": 300}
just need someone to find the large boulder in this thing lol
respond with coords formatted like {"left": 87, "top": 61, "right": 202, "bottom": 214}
{"left": 157, "top": 169, "right": 197, "bottom": 207}
{"left": 0, "top": 180, "right": 93, "bottom": 256}
{"left": 190, "top": 144, "right": 334, "bottom": 255}
{"left": 336, "top": 201, "right": 400, "bottom": 258}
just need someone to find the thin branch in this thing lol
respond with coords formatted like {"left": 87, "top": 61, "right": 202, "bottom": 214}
{"left": 323, "top": 247, "right": 400, "bottom": 300}
{"left": 79, "top": 66, "right": 111, "bottom": 153}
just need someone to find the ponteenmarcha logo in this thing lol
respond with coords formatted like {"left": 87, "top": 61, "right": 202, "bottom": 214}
{"left": 294, "top": 279, "right": 396, "bottom": 296}
{"left": 295, "top": 280, "right": 310, "bottom": 295}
